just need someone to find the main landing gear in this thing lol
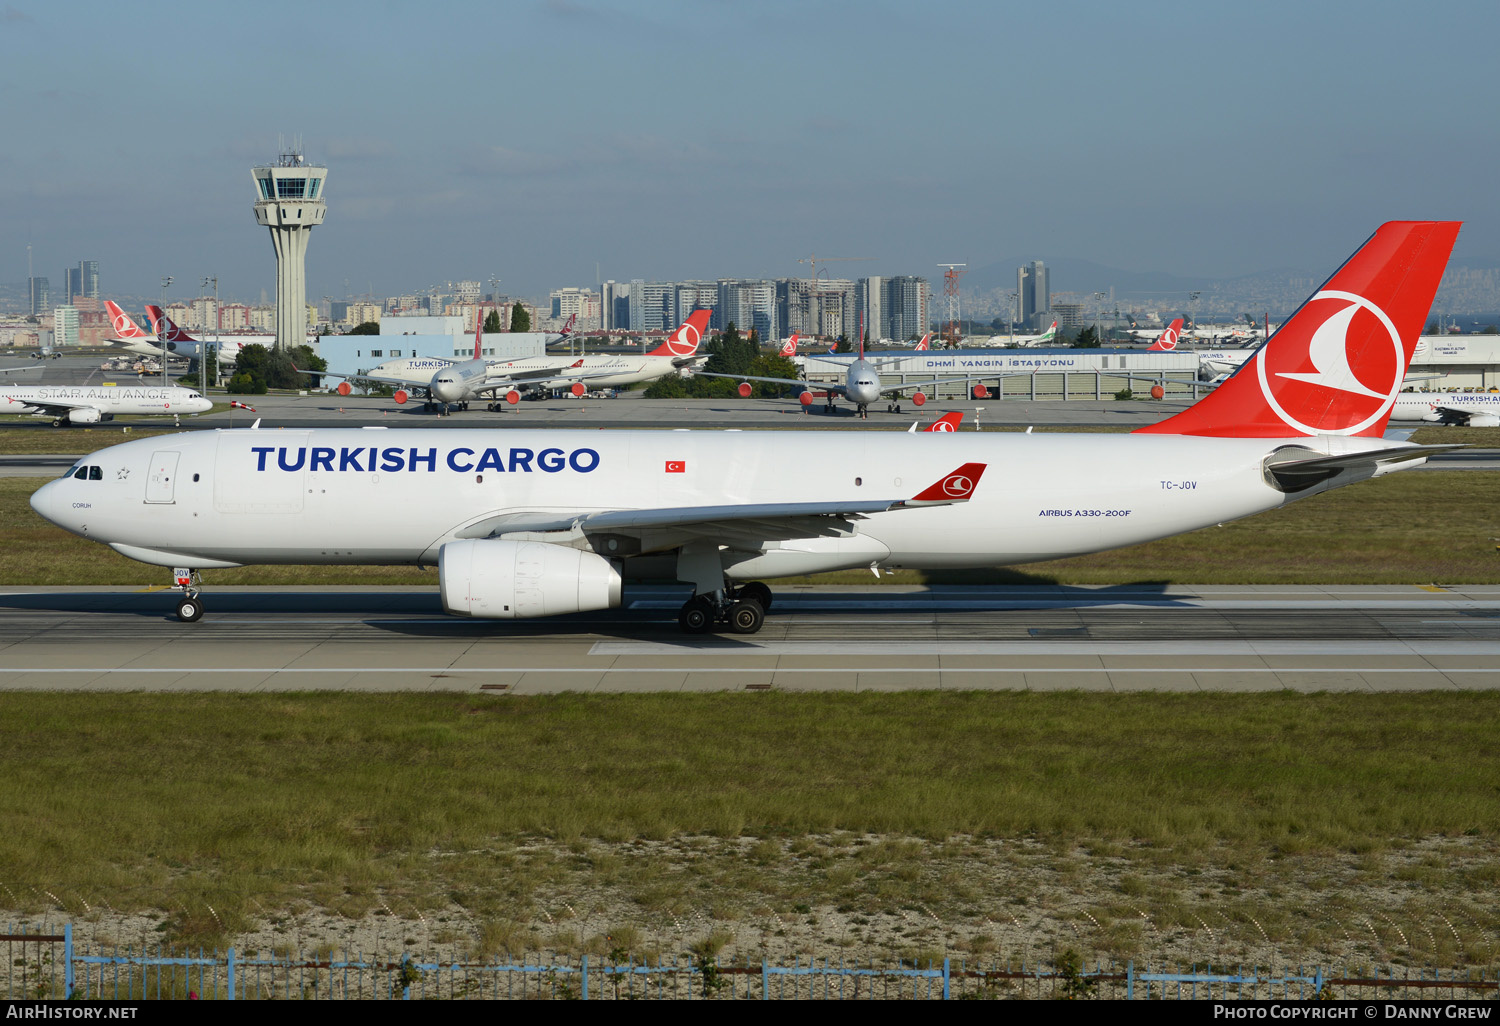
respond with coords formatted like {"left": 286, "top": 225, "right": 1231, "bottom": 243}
{"left": 171, "top": 567, "right": 204, "bottom": 623}
{"left": 678, "top": 581, "right": 773, "bottom": 635}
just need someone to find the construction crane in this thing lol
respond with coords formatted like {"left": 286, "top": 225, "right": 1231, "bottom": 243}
{"left": 797, "top": 254, "right": 874, "bottom": 282}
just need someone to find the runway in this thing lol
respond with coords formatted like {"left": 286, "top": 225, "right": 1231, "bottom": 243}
{"left": 1, "top": 584, "right": 1496, "bottom": 692}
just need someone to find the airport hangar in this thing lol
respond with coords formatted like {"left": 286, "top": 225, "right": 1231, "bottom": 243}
{"left": 796, "top": 335, "right": 1500, "bottom": 402}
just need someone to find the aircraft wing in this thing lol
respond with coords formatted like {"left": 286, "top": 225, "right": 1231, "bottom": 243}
{"left": 1429, "top": 403, "right": 1496, "bottom": 425}
{"left": 471, "top": 367, "right": 622, "bottom": 396}
{"left": 876, "top": 373, "right": 1015, "bottom": 397}
{"left": 695, "top": 371, "right": 841, "bottom": 395}
{"left": 456, "top": 463, "right": 988, "bottom": 554}
{"left": 1, "top": 396, "right": 93, "bottom": 417}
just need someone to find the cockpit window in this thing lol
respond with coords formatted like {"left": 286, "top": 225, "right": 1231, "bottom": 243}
{"left": 70, "top": 465, "right": 102, "bottom": 481}
{"left": 89, "top": 466, "right": 103, "bottom": 481}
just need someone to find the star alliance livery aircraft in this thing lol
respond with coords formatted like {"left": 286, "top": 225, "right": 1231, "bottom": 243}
{"left": 30, "top": 222, "right": 1461, "bottom": 633}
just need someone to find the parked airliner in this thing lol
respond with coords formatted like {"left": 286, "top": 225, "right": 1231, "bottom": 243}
{"left": 2, "top": 385, "right": 211, "bottom": 426}
{"left": 30, "top": 222, "right": 1462, "bottom": 635}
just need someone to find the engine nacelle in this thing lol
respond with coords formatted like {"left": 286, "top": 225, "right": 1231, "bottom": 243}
{"left": 439, "top": 539, "right": 622, "bottom": 619}
{"left": 67, "top": 407, "right": 102, "bottom": 425}
{"left": 1471, "top": 414, "right": 1500, "bottom": 427}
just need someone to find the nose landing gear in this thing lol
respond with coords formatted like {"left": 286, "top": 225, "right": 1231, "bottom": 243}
{"left": 171, "top": 567, "right": 204, "bottom": 622}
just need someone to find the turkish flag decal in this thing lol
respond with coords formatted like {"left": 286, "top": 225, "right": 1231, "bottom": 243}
{"left": 665, "top": 461, "right": 686, "bottom": 473}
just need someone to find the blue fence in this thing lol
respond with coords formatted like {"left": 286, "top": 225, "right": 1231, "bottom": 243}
{"left": 4, "top": 925, "right": 1498, "bottom": 1000}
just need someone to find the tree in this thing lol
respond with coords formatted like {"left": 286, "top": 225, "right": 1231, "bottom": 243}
{"left": 834, "top": 334, "right": 853, "bottom": 353}
{"left": 1073, "top": 326, "right": 1102, "bottom": 348}
{"left": 1483, "top": 325, "right": 1499, "bottom": 335}
{"left": 226, "top": 372, "right": 266, "bottom": 395}
{"left": 643, "top": 373, "right": 689, "bottom": 398}
{"left": 509, "top": 302, "right": 530, "bottom": 333}
{"left": 347, "top": 321, "right": 380, "bottom": 335}
{"left": 483, "top": 309, "right": 503, "bottom": 333}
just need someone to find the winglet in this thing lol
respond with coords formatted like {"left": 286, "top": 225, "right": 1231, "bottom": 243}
{"left": 900, "top": 462, "right": 987, "bottom": 506}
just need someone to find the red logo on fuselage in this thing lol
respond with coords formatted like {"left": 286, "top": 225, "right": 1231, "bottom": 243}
{"left": 1256, "top": 290, "right": 1405, "bottom": 436}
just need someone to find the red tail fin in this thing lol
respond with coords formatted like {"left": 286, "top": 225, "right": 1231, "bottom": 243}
{"left": 914, "top": 333, "right": 932, "bottom": 350}
{"left": 145, "top": 305, "right": 197, "bottom": 342}
{"left": 649, "top": 309, "right": 711, "bottom": 357}
{"left": 924, "top": 411, "right": 962, "bottom": 432}
{"left": 1137, "top": 221, "right": 1460, "bottom": 438}
{"left": 1147, "top": 318, "right": 1184, "bottom": 351}
{"left": 780, "top": 334, "right": 798, "bottom": 357}
{"left": 105, "top": 301, "right": 149, "bottom": 339}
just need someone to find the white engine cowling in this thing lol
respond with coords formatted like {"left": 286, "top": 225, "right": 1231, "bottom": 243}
{"left": 439, "top": 539, "right": 622, "bottom": 619}
{"left": 1470, "top": 414, "right": 1500, "bottom": 427}
{"left": 67, "top": 408, "right": 102, "bottom": 424}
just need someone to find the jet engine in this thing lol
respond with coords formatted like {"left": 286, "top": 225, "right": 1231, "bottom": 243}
{"left": 439, "top": 539, "right": 622, "bottom": 619}
{"left": 67, "top": 408, "right": 102, "bottom": 425}
{"left": 1471, "top": 415, "right": 1500, "bottom": 427}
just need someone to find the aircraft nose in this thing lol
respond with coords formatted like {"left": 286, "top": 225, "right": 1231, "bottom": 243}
{"left": 29, "top": 479, "right": 57, "bottom": 524}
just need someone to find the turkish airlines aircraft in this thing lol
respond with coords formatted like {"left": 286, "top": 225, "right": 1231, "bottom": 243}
{"left": 2, "top": 385, "right": 211, "bottom": 426}
{"left": 103, "top": 301, "right": 165, "bottom": 357}
{"left": 913, "top": 333, "right": 933, "bottom": 351}
{"left": 329, "top": 310, "right": 710, "bottom": 410}
{"left": 30, "top": 221, "right": 1462, "bottom": 632}
{"left": 143, "top": 307, "right": 251, "bottom": 368}
{"left": 1389, "top": 391, "right": 1500, "bottom": 427}
{"left": 704, "top": 332, "right": 992, "bottom": 418}
{"left": 1145, "top": 318, "right": 1186, "bottom": 351}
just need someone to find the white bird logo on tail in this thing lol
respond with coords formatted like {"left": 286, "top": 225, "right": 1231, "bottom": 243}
{"left": 1275, "top": 300, "right": 1387, "bottom": 399}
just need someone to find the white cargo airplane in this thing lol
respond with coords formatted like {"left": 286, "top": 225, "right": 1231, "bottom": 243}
{"left": 30, "top": 221, "right": 1462, "bottom": 634}
{"left": 1390, "top": 391, "right": 1500, "bottom": 427}
{"left": 2, "top": 384, "right": 211, "bottom": 426}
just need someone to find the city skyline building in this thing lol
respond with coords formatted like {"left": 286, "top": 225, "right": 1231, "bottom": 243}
{"left": 1018, "top": 260, "right": 1050, "bottom": 330}
{"left": 716, "top": 278, "right": 777, "bottom": 341}
{"left": 252, "top": 147, "right": 327, "bottom": 348}
{"left": 28, "top": 277, "right": 49, "bottom": 317}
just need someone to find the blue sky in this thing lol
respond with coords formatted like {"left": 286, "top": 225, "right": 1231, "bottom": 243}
{"left": 3, "top": 0, "right": 1497, "bottom": 304}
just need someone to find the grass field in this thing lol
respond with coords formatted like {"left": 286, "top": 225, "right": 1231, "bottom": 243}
{"left": 1, "top": 691, "right": 1497, "bottom": 964}
{"left": 3, "top": 468, "right": 1497, "bottom": 587}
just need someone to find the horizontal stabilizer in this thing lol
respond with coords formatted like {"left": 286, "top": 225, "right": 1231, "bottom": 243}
{"left": 1264, "top": 443, "right": 1463, "bottom": 489}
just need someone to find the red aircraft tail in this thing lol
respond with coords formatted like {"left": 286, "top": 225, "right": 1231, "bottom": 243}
{"left": 1137, "top": 221, "right": 1461, "bottom": 438}
{"left": 648, "top": 309, "right": 712, "bottom": 358}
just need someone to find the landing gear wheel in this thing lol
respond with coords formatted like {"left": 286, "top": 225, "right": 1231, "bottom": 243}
{"left": 52, "top": 418, "right": 65, "bottom": 428}
{"left": 679, "top": 596, "right": 715, "bottom": 634}
{"left": 176, "top": 595, "right": 203, "bottom": 623}
{"left": 728, "top": 598, "right": 764, "bottom": 635}
{"left": 739, "top": 582, "right": 772, "bottom": 612}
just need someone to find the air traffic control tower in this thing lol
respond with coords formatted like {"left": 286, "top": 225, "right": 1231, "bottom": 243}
{"left": 252, "top": 149, "right": 327, "bottom": 349}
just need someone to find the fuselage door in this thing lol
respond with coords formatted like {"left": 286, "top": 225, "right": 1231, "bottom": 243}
{"left": 144, "top": 451, "right": 180, "bottom": 504}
